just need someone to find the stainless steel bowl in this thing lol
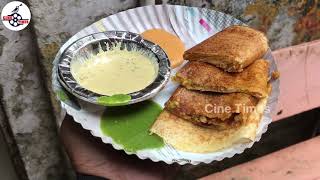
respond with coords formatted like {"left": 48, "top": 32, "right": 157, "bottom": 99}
{"left": 56, "top": 31, "right": 171, "bottom": 106}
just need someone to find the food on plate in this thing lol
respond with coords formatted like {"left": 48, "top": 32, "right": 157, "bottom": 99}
{"left": 151, "top": 85, "right": 270, "bottom": 153}
{"left": 101, "top": 101, "right": 164, "bottom": 152}
{"left": 173, "top": 59, "right": 270, "bottom": 98}
{"left": 165, "top": 87, "right": 259, "bottom": 130}
{"left": 71, "top": 43, "right": 158, "bottom": 96}
{"left": 150, "top": 25, "right": 272, "bottom": 153}
{"left": 271, "top": 71, "right": 280, "bottom": 80}
{"left": 183, "top": 25, "right": 268, "bottom": 72}
{"left": 150, "top": 91, "right": 267, "bottom": 153}
{"left": 141, "top": 29, "right": 185, "bottom": 68}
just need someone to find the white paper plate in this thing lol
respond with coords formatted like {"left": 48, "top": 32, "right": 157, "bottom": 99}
{"left": 52, "top": 5, "right": 280, "bottom": 165}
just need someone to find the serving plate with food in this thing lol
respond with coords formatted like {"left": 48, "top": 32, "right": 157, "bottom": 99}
{"left": 52, "top": 5, "right": 279, "bottom": 165}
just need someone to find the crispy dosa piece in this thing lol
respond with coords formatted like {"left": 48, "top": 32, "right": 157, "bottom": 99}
{"left": 183, "top": 25, "right": 269, "bottom": 72}
{"left": 173, "top": 59, "right": 269, "bottom": 98}
{"left": 150, "top": 95, "right": 268, "bottom": 153}
{"left": 165, "top": 87, "right": 259, "bottom": 130}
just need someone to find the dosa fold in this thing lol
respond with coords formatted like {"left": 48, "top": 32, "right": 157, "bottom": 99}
{"left": 183, "top": 25, "right": 268, "bottom": 72}
{"left": 150, "top": 94, "right": 268, "bottom": 153}
{"left": 173, "top": 59, "right": 269, "bottom": 98}
{"left": 165, "top": 87, "right": 258, "bottom": 129}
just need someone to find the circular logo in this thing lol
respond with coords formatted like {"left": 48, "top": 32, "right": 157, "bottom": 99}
{"left": 1, "top": 1, "right": 31, "bottom": 31}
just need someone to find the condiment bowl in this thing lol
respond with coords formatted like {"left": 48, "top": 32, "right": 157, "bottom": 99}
{"left": 56, "top": 31, "right": 171, "bottom": 106}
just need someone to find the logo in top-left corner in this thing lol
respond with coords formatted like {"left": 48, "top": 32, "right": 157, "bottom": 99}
{"left": 1, "top": 1, "right": 31, "bottom": 31}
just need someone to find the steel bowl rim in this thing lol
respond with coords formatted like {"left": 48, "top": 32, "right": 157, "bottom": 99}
{"left": 56, "top": 31, "right": 171, "bottom": 106}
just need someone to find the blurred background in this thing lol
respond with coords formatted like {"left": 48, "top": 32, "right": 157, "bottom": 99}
{"left": 0, "top": 0, "right": 319, "bottom": 179}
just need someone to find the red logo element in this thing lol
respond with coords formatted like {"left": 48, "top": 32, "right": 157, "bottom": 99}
{"left": 2, "top": 16, "right": 13, "bottom": 20}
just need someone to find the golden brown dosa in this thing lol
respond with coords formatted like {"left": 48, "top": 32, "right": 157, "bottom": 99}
{"left": 165, "top": 87, "right": 259, "bottom": 129}
{"left": 183, "top": 25, "right": 268, "bottom": 72}
{"left": 150, "top": 95, "right": 268, "bottom": 153}
{"left": 173, "top": 59, "right": 270, "bottom": 98}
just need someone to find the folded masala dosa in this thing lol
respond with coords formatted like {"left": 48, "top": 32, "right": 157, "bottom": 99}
{"left": 150, "top": 94, "right": 268, "bottom": 153}
{"left": 183, "top": 25, "right": 268, "bottom": 72}
{"left": 173, "top": 59, "right": 269, "bottom": 98}
{"left": 165, "top": 87, "right": 259, "bottom": 130}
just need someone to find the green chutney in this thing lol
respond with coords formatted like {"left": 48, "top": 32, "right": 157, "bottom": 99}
{"left": 100, "top": 101, "right": 164, "bottom": 152}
